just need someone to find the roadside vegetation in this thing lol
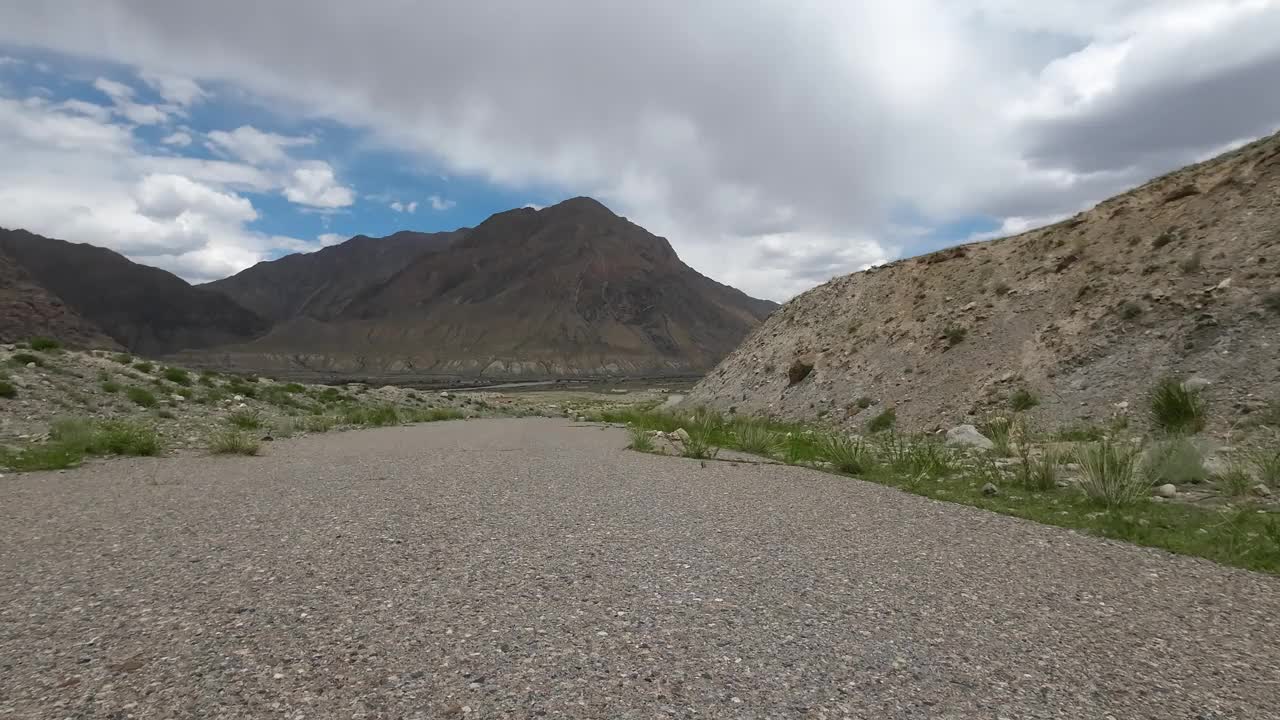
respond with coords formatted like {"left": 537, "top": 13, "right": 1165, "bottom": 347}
{"left": 604, "top": 377, "right": 1280, "bottom": 574}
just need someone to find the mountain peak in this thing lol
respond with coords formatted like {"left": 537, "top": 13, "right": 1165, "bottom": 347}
{"left": 542, "top": 196, "right": 617, "bottom": 218}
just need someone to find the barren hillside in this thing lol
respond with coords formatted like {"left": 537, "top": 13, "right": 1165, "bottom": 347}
{"left": 686, "top": 132, "right": 1280, "bottom": 433}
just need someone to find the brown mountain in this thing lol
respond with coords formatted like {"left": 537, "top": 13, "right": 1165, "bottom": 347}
{"left": 0, "top": 245, "right": 119, "bottom": 349}
{"left": 202, "top": 229, "right": 467, "bottom": 322}
{"left": 198, "top": 197, "right": 777, "bottom": 378}
{"left": 686, "top": 131, "right": 1280, "bottom": 432}
{"left": 0, "top": 229, "right": 269, "bottom": 355}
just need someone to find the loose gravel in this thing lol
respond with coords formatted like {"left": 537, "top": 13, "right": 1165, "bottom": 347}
{"left": 2, "top": 418, "right": 1278, "bottom": 719}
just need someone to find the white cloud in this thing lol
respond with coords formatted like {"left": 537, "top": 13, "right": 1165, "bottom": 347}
{"left": 0, "top": 93, "right": 323, "bottom": 282}
{"left": 206, "top": 125, "right": 313, "bottom": 165}
{"left": 283, "top": 161, "right": 355, "bottom": 208}
{"left": 0, "top": 56, "right": 24, "bottom": 67}
{"left": 2, "top": 2, "right": 1280, "bottom": 298}
{"left": 316, "top": 232, "right": 345, "bottom": 247}
{"left": 427, "top": 194, "right": 454, "bottom": 211}
{"left": 139, "top": 70, "right": 208, "bottom": 106}
{"left": 389, "top": 200, "right": 420, "bottom": 213}
{"left": 161, "top": 130, "right": 192, "bottom": 146}
{"left": 92, "top": 76, "right": 170, "bottom": 125}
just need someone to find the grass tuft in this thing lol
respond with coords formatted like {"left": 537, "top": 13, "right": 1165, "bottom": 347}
{"left": 209, "top": 430, "right": 260, "bottom": 456}
{"left": 1148, "top": 378, "right": 1205, "bottom": 435}
{"left": 29, "top": 336, "right": 61, "bottom": 352}
{"left": 867, "top": 407, "right": 896, "bottom": 434}
{"left": 10, "top": 352, "right": 41, "bottom": 366}
{"left": 1076, "top": 439, "right": 1148, "bottom": 507}
{"left": 126, "top": 386, "right": 158, "bottom": 408}
{"left": 226, "top": 410, "right": 264, "bottom": 430}
{"left": 0, "top": 380, "right": 15, "bottom": 399}
{"left": 729, "top": 419, "right": 783, "bottom": 456}
{"left": 817, "top": 433, "right": 874, "bottom": 475}
{"left": 162, "top": 367, "right": 192, "bottom": 385}
{"left": 1009, "top": 388, "right": 1040, "bottom": 412}
{"left": 627, "top": 427, "right": 655, "bottom": 452}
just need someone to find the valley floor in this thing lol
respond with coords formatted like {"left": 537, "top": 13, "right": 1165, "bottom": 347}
{"left": 2, "top": 419, "right": 1278, "bottom": 718}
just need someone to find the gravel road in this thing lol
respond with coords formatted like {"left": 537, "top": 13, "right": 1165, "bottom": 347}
{"left": 2, "top": 418, "right": 1278, "bottom": 719}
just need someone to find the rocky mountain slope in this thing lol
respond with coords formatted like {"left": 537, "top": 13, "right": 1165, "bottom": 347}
{"left": 686, "top": 132, "right": 1280, "bottom": 433}
{"left": 193, "top": 197, "right": 777, "bottom": 379}
{"left": 0, "top": 247, "right": 120, "bottom": 349}
{"left": 0, "top": 229, "right": 268, "bottom": 355}
{"left": 203, "top": 229, "right": 467, "bottom": 322}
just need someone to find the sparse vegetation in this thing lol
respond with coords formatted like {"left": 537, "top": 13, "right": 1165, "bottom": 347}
{"left": 407, "top": 407, "right": 465, "bottom": 423}
{"left": 100, "top": 380, "right": 121, "bottom": 394}
{"left": 1215, "top": 462, "right": 1255, "bottom": 498}
{"left": 943, "top": 324, "right": 967, "bottom": 346}
{"left": 729, "top": 419, "right": 782, "bottom": 456}
{"left": 126, "top": 386, "right": 158, "bottom": 408}
{"left": 10, "top": 352, "right": 41, "bottom": 367}
{"left": 1144, "top": 438, "right": 1208, "bottom": 485}
{"left": 817, "top": 433, "right": 873, "bottom": 475}
{"left": 29, "top": 336, "right": 61, "bottom": 352}
{"left": 855, "top": 396, "right": 874, "bottom": 410}
{"left": 627, "top": 427, "right": 655, "bottom": 452}
{"left": 133, "top": 361, "right": 154, "bottom": 373}
{"left": 226, "top": 410, "right": 264, "bottom": 430}
{"left": 1009, "top": 388, "right": 1039, "bottom": 412}
{"left": 1119, "top": 300, "right": 1144, "bottom": 320}
{"left": 1076, "top": 439, "right": 1148, "bottom": 507}
{"left": 980, "top": 416, "right": 1014, "bottom": 457}
{"left": 112, "top": 353, "right": 134, "bottom": 364}
{"left": 0, "top": 380, "right": 15, "bottom": 399}
{"left": 209, "top": 430, "right": 260, "bottom": 456}
{"left": 1, "top": 418, "right": 160, "bottom": 471}
{"left": 1149, "top": 378, "right": 1205, "bottom": 435}
{"left": 867, "top": 407, "right": 896, "bottom": 433}
{"left": 162, "top": 367, "right": 192, "bottom": 385}
{"left": 1247, "top": 446, "right": 1280, "bottom": 488}
{"left": 297, "top": 414, "right": 339, "bottom": 433}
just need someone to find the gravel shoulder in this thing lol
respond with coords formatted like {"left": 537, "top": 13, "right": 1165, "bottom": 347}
{"left": 2, "top": 418, "right": 1278, "bottom": 719}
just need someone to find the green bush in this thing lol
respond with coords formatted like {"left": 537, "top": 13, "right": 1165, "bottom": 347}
{"left": 101, "top": 380, "right": 121, "bottom": 394}
{"left": 91, "top": 421, "right": 161, "bottom": 456}
{"left": 209, "top": 430, "right": 260, "bottom": 456}
{"left": 0, "top": 442, "right": 83, "bottom": 471}
{"left": 298, "top": 414, "right": 339, "bottom": 433}
{"left": 10, "top": 352, "right": 41, "bottom": 366}
{"left": 126, "top": 386, "right": 158, "bottom": 408}
{"left": 867, "top": 408, "right": 896, "bottom": 433}
{"left": 1149, "top": 378, "right": 1205, "bottom": 434}
{"left": 133, "top": 361, "right": 154, "bottom": 373}
{"left": 226, "top": 410, "right": 264, "bottom": 430}
{"left": 162, "top": 367, "right": 192, "bottom": 385}
{"left": 1009, "top": 388, "right": 1040, "bottom": 412}
{"left": 943, "top": 324, "right": 968, "bottom": 346}
{"left": 29, "top": 336, "right": 61, "bottom": 351}
{"left": 112, "top": 353, "right": 134, "bottom": 365}
{"left": 0, "top": 380, "right": 15, "bottom": 399}
{"left": 1076, "top": 440, "right": 1148, "bottom": 507}
{"left": 283, "top": 382, "right": 306, "bottom": 393}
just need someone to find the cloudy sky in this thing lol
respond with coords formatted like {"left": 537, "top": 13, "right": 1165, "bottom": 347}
{"left": 1, "top": 1, "right": 1278, "bottom": 300}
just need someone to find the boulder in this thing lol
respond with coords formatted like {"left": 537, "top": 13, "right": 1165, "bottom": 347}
{"left": 946, "top": 424, "right": 995, "bottom": 451}
{"left": 981, "top": 482, "right": 999, "bottom": 496}
{"left": 1155, "top": 483, "right": 1177, "bottom": 499}
{"left": 673, "top": 428, "right": 692, "bottom": 444}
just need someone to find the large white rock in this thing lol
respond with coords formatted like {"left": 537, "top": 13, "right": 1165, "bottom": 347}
{"left": 945, "top": 424, "right": 994, "bottom": 451}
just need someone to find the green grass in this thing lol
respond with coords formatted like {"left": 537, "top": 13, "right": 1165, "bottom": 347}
{"left": 126, "top": 386, "right": 158, "bottom": 408}
{"left": 1247, "top": 446, "right": 1280, "bottom": 488}
{"left": 604, "top": 407, "right": 1280, "bottom": 572}
{"left": 816, "top": 433, "right": 874, "bottom": 474}
{"left": 133, "top": 361, "right": 154, "bottom": 373}
{"left": 1, "top": 418, "right": 160, "bottom": 471}
{"left": 0, "top": 380, "right": 15, "bottom": 399}
{"left": 727, "top": 419, "right": 782, "bottom": 456}
{"left": 209, "top": 430, "right": 260, "bottom": 456}
{"left": 225, "top": 410, "right": 264, "bottom": 430}
{"left": 627, "top": 427, "right": 655, "bottom": 452}
{"left": 10, "top": 352, "right": 41, "bottom": 367}
{"left": 29, "top": 336, "right": 61, "bottom": 351}
{"left": 283, "top": 382, "right": 306, "bottom": 393}
{"left": 1009, "top": 388, "right": 1040, "bottom": 412}
{"left": 297, "top": 414, "right": 339, "bottom": 433}
{"left": 112, "top": 353, "right": 134, "bottom": 365}
{"left": 1145, "top": 437, "right": 1209, "bottom": 485}
{"left": 1076, "top": 439, "right": 1148, "bottom": 507}
{"left": 980, "top": 416, "right": 1014, "bottom": 457}
{"left": 162, "top": 367, "right": 192, "bottom": 385}
{"left": 341, "top": 404, "right": 402, "bottom": 427}
{"left": 867, "top": 407, "right": 896, "bottom": 433}
{"left": 1149, "top": 378, "right": 1206, "bottom": 434}
{"left": 943, "top": 324, "right": 967, "bottom": 346}
{"left": 101, "top": 380, "right": 122, "bottom": 394}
